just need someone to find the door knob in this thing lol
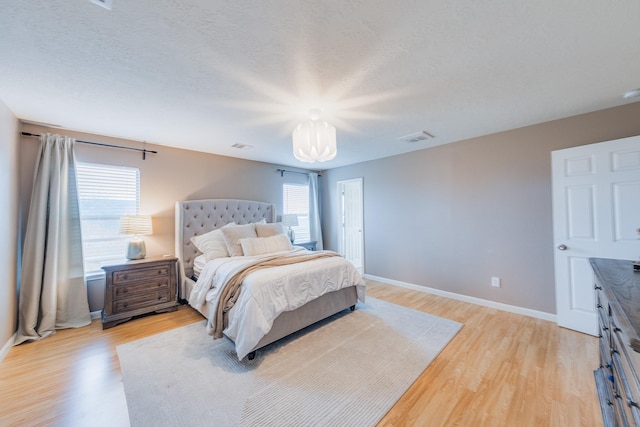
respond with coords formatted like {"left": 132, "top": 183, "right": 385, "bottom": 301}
{"left": 557, "top": 244, "right": 568, "bottom": 251}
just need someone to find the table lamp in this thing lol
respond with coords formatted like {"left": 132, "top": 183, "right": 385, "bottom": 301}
{"left": 120, "top": 215, "right": 153, "bottom": 260}
{"left": 281, "top": 214, "right": 299, "bottom": 243}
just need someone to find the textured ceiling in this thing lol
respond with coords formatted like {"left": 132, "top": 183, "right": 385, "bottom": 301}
{"left": 1, "top": 1, "right": 639, "bottom": 168}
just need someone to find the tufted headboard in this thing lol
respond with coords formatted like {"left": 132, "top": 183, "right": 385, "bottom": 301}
{"left": 174, "top": 199, "right": 277, "bottom": 299}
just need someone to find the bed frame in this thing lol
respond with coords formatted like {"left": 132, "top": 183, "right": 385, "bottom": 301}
{"left": 175, "top": 199, "right": 358, "bottom": 358}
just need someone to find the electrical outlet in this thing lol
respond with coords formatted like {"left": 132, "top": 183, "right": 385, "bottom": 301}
{"left": 491, "top": 277, "right": 501, "bottom": 288}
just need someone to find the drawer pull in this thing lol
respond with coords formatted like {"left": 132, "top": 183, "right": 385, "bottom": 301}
{"left": 123, "top": 289, "right": 128, "bottom": 294}
{"left": 611, "top": 352, "right": 637, "bottom": 412}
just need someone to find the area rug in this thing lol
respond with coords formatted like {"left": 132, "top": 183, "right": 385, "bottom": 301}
{"left": 117, "top": 297, "right": 462, "bottom": 427}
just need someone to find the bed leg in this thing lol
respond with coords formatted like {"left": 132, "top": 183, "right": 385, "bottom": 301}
{"left": 350, "top": 305, "right": 356, "bottom": 311}
{"left": 247, "top": 351, "right": 256, "bottom": 361}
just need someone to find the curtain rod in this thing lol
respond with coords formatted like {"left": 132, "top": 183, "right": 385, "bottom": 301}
{"left": 277, "top": 168, "right": 321, "bottom": 177}
{"left": 21, "top": 132, "right": 158, "bottom": 160}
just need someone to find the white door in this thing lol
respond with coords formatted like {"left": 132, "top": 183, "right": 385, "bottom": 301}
{"left": 552, "top": 135, "right": 640, "bottom": 335}
{"left": 338, "top": 178, "right": 364, "bottom": 274}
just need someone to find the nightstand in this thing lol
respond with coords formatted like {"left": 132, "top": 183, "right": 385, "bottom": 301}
{"left": 295, "top": 241, "right": 317, "bottom": 251}
{"left": 101, "top": 256, "right": 178, "bottom": 329}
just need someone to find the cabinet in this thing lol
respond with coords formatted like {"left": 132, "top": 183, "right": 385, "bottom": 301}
{"left": 102, "top": 256, "right": 178, "bottom": 329}
{"left": 295, "top": 241, "right": 317, "bottom": 251}
{"left": 591, "top": 258, "right": 640, "bottom": 427}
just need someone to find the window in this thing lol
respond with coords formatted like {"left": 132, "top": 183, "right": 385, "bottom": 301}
{"left": 76, "top": 162, "right": 140, "bottom": 274}
{"left": 283, "top": 183, "right": 310, "bottom": 243}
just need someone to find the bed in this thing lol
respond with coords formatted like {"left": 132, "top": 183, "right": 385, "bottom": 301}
{"left": 175, "top": 199, "right": 366, "bottom": 360}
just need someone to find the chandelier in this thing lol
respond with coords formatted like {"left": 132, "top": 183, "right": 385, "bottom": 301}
{"left": 292, "top": 109, "right": 337, "bottom": 163}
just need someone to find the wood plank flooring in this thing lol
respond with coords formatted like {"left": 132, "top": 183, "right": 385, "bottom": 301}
{"left": 0, "top": 280, "right": 601, "bottom": 427}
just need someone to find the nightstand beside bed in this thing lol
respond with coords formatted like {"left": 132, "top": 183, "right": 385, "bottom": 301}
{"left": 101, "top": 256, "right": 179, "bottom": 329}
{"left": 294, "top": 240, "right": 317, "bottom": 251}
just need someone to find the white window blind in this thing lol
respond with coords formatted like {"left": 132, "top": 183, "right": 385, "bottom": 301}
{"left": 283, "top": 183, "right": 310, "bottom": 243}
{"left": 76, "top": 162, "right": 140, "bottom": 274}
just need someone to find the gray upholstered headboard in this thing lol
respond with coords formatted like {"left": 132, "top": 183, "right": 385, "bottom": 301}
{"left": 174, "top": 199, "right": 276, "bottom": 298}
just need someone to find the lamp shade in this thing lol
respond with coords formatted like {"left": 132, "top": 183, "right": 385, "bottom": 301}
{"left": 120, "top": 215, "right": 153, "bottom": 236}
{"left": 281, "top": 214, "right": 299, "bottom": 227}
{"left": 292, "top": 118, "right": 337, "bottom": 163}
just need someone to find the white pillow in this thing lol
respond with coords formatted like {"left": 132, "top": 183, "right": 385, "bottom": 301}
{"left": 254, "top": 222, "right": 284, "bottom": 238}
{"left": 190, "top": 223, "right": 235, "bottom": 260}
{"left": 193, "top": 254, "right": 207, "bottom": 277}
{"left": 221, "top": 223, "right": 258, "bottom": 256}
{"left": 239, "top": 234, "right": 293, "bottom": 256}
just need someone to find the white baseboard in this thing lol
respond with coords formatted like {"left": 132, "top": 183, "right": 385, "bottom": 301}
{"left": 0, "top": 332, "right": 17, "bottom": 364}
{"left": 90, "top": 310, "right": 102, "bottom": 320}
{"left": 364, "top": 274, "right": 556, "bottom": 323}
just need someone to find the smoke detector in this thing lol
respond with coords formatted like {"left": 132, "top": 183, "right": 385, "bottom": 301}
{"left": 397, "top": 131, "right": 434, "bottom": 143}
{"left": 90, "top": 0, "right": 112, "bottom": 10}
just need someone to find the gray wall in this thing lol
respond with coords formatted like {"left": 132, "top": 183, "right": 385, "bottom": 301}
{"left": 0, "top": 99, "right": 19, "bottom": 352}
{"left": 322, "top": 102, "right": 640, "bottom": 314}
{"left": 12, "top": 102, "right": 640, "bottom": 321}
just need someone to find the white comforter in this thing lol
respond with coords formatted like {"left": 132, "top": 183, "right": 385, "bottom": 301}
{"left": 189, "top": 248, "right": 366, "bottom": 360}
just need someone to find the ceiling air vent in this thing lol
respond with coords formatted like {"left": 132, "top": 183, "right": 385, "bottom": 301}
{"left": 232, "top": 143, "right": 253, "bottom": 150}
{"left": 397, "top": 131, "right": 434, "bottom": 143}
{"left": 90, "top": 0, "right": 112, "bottom": 10}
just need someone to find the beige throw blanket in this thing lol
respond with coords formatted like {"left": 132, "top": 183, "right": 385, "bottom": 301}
{"left": 212, "top": 251, "right": 340, "bottom": 338}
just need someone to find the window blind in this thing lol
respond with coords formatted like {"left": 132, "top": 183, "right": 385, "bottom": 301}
{"left": 283, "top": 183, "right": 310, "bottom": 242}
{"left": 76, "top": 162, "right": 140, "bottom": 273}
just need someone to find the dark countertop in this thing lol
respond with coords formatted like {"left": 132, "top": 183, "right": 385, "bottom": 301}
{"left": 590, "top": 258, "right": 640, "bottom": 353}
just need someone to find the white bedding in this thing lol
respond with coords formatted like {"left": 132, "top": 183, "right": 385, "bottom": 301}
{"left": 188, "top": 248, "right": 366, "bottom": 360}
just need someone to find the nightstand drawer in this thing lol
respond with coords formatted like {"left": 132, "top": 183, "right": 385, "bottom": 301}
{"left": 114, "top": 278, "right": 169, "bottom": 299}
{"left": 113, "top": 289, "right": 171, "bottom": 313}
{"left": 113, "top": 266, "right": 170, "bottom": 284}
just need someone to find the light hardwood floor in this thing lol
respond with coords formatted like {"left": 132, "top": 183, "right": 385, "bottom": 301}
{"left": 0, "top": 280, "right": 601, "bottom": 427}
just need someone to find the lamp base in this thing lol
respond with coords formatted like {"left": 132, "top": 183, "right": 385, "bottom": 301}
{"left": 287, "top": 227, "right": 295, "bottom": 244}
{"left": 126, "top": 238, "right": 146, "bottom": 260}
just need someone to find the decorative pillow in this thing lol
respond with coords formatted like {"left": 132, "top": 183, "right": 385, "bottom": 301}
{"left": 190, "top": 226, "right": 232, "bottom": 260}
{"left": 254, "top": 222, "right": 284, "bottom": 238}
{"left": 239, "top": 234, "right": 293, "bottom": 256}
{"left": 221, "top": 223, "right": 258, "bottom": 256}
{"left": 193, "top": 254, "right": 207, "bottom": 277}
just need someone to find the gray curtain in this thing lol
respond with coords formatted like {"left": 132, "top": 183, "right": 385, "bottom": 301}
{"left": 308, "top": 172, "right": 323, "bottom": 250}
{"left": 15, "top": 133, "right": 90, "bottom": 345}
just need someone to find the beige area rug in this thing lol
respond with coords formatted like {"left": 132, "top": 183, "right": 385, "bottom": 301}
{"left": 117, "top": 297, "right": 462, "bottom": 427}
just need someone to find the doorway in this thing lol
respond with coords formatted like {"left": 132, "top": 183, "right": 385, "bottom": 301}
{"left": 337, "top": 178, "right": 364, "bottom": 274}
